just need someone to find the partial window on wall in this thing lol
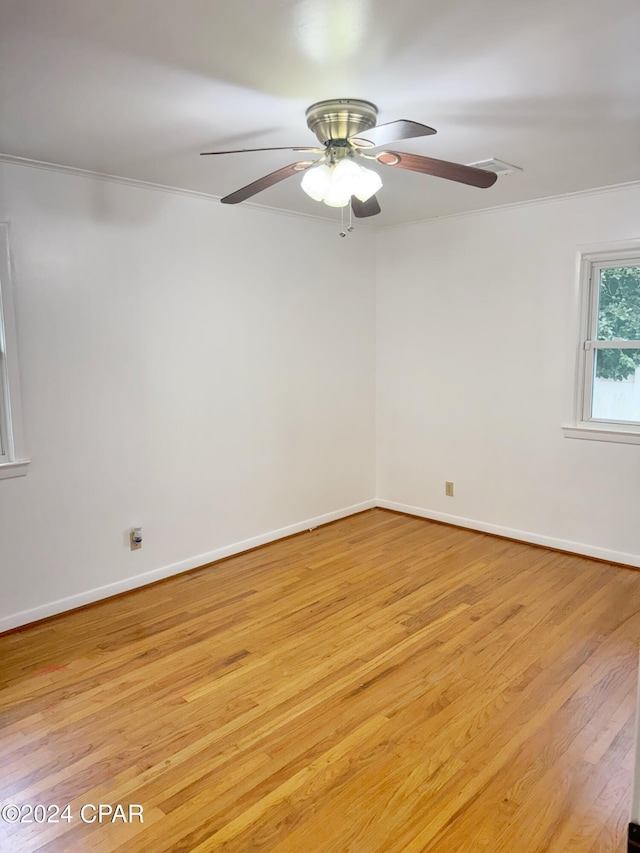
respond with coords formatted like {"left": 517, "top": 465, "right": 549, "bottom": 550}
{"left": 0, "top": 223, "right": 29, "bottom": 479}
{"left": 564, "top": 246, "right": 640, "bottom": 444}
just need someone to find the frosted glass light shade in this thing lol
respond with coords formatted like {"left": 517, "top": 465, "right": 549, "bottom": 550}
{"left": 322, "top": 188, "right": 351, "bottom": 207}
{"left": 324, "top": 159, "right": 361, "bottom": 207}
{"left": 332, "top": 158, "right": 362, "bottom": 187}
{"left": 354, "top": 166, "right": 383, "bottom": 202}
{"left": 301, "top": 164, "right": 332, "bottom": 201}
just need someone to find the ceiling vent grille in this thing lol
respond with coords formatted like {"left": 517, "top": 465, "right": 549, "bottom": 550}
{"left": 467, "top": 158, "right": 522, "bottom": 175}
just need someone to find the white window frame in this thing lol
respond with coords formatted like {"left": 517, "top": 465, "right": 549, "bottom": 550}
{"left": 0, "top": 222, "right": 29, "bottom": 479}
{"left": 564, "top": 245, "right": 640, "bottom": 444}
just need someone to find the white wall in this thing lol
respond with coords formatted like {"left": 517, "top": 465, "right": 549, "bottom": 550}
{"left": 0, "top": 162, "right": 376, "bottom": 629}
{"left": 376, "top": 185, "right": 640, "bottom": 566}
{"left": 2, "top": 164, "right": 639, "bottom": 632}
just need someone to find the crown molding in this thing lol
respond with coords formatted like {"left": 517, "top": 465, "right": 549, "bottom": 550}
{"left": 378, "top": 179, "right": 640, "bottom": 231}
{"left": 0, "top": 152, "right": 376, "bottom": 229}
{"left": 2, "top": 151, "right": 636, "bottom": 232}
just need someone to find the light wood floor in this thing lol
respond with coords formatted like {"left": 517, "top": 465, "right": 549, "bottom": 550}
{"left": 1, "top": 509, "right": 640, "bottom": 852}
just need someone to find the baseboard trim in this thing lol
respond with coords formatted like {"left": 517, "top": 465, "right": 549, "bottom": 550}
{"left": 0, "top": 499, "right": 376, "bottom": 633}
{"left": 4, "top": 496, "right": 639, "bottom": 633}
{"left": 376, "top": 499, "right": 640, "bottom": 569}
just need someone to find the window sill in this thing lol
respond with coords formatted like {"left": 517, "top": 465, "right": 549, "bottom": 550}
{"left": 562, "top": 425, "right": 640, "bottom": 445}
{"left": 0, "top": 459, "right": 30, "bottom": 480}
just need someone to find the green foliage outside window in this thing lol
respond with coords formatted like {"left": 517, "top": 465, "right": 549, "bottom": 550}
{"left": 596, "top": 266, "right": 640, "bottom": 380}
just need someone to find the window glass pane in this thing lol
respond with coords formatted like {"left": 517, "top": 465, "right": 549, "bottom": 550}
{"left": 592, "top": 348, "right": 640, "bottom": 422}
{"left": 597, "top": 265, "right": 640, "bottom": 341}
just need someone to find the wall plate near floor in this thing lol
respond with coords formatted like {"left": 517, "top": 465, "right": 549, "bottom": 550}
{"left": 445, "top": 481, "right": 454, "bottom": 497}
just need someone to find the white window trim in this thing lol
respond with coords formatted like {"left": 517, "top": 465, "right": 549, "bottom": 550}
{"left": 563, "top": 244, "right": 640, "bottom": 445}
{"left": 0, "top": 222, "right": 29, "bottom": 478}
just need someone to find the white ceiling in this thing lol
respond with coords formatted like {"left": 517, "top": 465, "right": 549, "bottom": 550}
{"left": 1, "top": 0, "right": 639, "bottom": 227}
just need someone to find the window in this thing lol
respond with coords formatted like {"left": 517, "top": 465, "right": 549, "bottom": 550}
{"left": 0, "top": 223, "right": 28, "bottom": 478}
{"left": 565, "top": 247, "right": 640, "bottom": 444}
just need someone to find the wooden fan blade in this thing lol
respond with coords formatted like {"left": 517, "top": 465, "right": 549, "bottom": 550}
{"left": 350, "top": 120, "right": 436, "bottom": 149}
{"left": 201, "top": 146, "right": 321, "bottom": 155}
{"left": 376, "top": 151, "right": 497, "bottom": 188}
{"left": 351, "top": 195, "right": 381, "bottom": 218}
{"left": 220, "top": 162, "right": 315, "bottom": 204}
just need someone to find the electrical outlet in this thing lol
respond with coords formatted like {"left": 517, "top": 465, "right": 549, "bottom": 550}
{"left": 445, "top": 481, "right": 454, "bottom": 497}
{"left": 130, "top": 527, "right": 142, "bottom": 550}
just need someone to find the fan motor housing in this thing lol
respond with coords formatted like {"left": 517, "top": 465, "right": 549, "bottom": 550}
{"left": 306, "top": 99, "right": 378, "bottom": 144}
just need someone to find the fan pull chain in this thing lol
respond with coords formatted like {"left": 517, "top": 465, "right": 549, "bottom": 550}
{"left": 338, "top": 202, "right": 355, "bottom": 238}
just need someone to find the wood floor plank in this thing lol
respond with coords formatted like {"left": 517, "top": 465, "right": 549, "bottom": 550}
{"left": 1, "top": 508, "right": 639, "bottom": 852}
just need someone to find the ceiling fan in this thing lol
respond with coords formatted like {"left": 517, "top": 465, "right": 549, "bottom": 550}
{"left": 201, "top": 99, "right": 497, "bottom": 218}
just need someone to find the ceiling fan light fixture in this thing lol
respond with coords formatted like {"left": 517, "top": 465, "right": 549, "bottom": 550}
{"left": 300, "top": 159, "right": 383, "bottom": 208}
